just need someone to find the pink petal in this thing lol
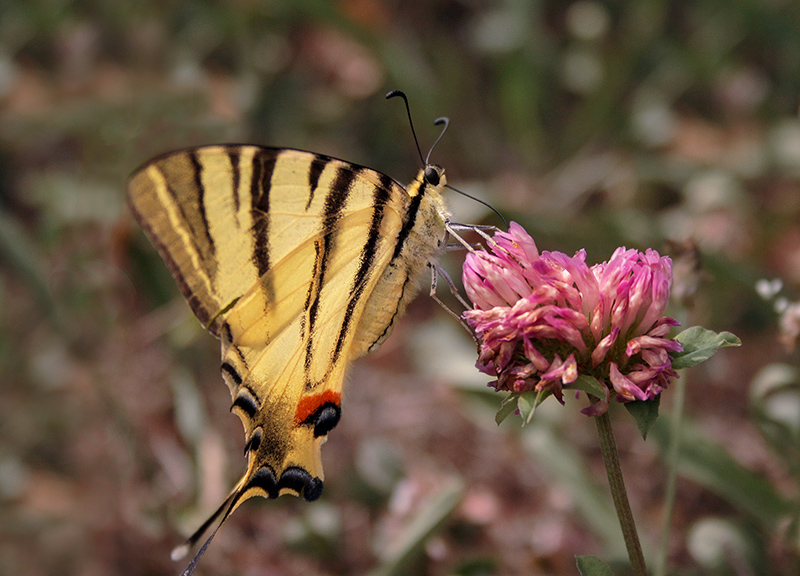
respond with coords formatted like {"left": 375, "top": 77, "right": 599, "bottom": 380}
{"left": 581, "top": 384, "right": 610, "bottom": 416}
{"left": 609, "top": 362, "right": 649, "bottom": 401}
{"left": 494, "top": 221, "right": 540, "bottom": 263}
{"left": 523, "top": 336, "right": 551, "bottom": 371}
{"left": 591, "top": 327, "right": 620, "bottom": 366}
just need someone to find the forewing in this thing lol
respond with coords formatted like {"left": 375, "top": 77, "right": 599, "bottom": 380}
{"left": 128, "top": 145, "right": 413, "bottom": 498}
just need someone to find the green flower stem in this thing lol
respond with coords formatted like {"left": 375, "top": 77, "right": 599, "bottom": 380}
{"left": 595, "top": 410, "right": 647, "bottom": 576}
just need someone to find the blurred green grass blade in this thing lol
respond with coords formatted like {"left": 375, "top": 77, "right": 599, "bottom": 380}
{"left": 650, "top": 417, "right": 789, "bottom": 528}
{"left": 687, "top": 517, "right": 768, "bottom": 575}
{"left": 0, "top": 208, "right": 62, "bottom": 332}
{"left": 749, "top": 363, "right": 800, "bottom": 478}
{"left": 522, "top": 424, "right": 630, "bottom": 558}
{"left": 368, "top": 479, "right": 464, "bottom": 576}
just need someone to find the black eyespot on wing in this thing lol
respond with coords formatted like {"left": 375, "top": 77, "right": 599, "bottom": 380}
{"left": 300, "top": 402, "right": 342, "bottom": 437}
{"left": 245, "top": 466, "right": 279, "bottom": 499}
{"left": 232, "top": 390, "right": 258, "bottom": 419}
{"left": 244, "top": 465, "right": 323, "bottom": 501}
{"left": 243, "top": 427, "right": 262, "bottom": 456}
{"left": 221, "top": 361, "right": 243, "bottom": 385}
{"left": 279, "top": 467, "right": 323, "bottom": 502}
{"left": 314, "top": 404, "right": 341, "bottom": 437}
{"left": 302, "top": 477, "right": 323, "bottom": 502}
{"left": 424, "top": 166, "right": 439, "bottom": 186}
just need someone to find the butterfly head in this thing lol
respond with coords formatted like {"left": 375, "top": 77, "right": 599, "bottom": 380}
{"left": 409, "top": 164, "right": 447, "bottom": 203}
{"left": 424, "top": 165, "right": 444, "bottom": 187}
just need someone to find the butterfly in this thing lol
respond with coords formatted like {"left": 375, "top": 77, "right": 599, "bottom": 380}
{"left": 127, "top": 124, "right": 457, "bottom": 571}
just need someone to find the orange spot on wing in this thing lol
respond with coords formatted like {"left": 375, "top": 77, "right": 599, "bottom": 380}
{"left": 294, "top": 390, "right": 341, "bottom": 425}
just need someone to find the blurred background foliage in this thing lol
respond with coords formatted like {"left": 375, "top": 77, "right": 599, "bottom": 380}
{"left": 2, "top": 0, "right": 800, "bottom": 574}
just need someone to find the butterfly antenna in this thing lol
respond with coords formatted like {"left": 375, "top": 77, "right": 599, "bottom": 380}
{"left": 446, "top": 183, "right": 508, "bottom": 226}
{"left": 425, "top": 117, "right": 450, "bottom": 164}
{"left": 386, "top": 90, "right": 425, "bottom": 165}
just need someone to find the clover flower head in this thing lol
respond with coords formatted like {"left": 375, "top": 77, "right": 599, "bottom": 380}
{"left": 462, "top": 222, "right": 682, "bottom": 416}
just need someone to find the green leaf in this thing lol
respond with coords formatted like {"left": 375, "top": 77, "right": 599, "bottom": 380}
{"left": 671, "top": 326, "right": 741, "bottom": 370}
{"left": 625, "top": 396, "right": 660, "bottom": 440}
{"left": 575, "top": 555, "right": 615, "bottom": 576}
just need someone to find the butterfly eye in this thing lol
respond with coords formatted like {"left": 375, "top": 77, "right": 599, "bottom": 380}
{"left": 424, "top": 166, "right": 440, "bottom": 186}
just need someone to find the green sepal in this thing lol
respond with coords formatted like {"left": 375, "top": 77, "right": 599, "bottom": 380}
{"left": 575, "top": 555, "right": 615, "bottom": 576}
{"left": 625, "top": 395, "right": 660, "bottom": 440}
{"left": 571, "top": 375, "right": 607, "bottom": 399}
{"left": 495, "top": 393, "right": 520, "bottom": 425}
{"left": 495, "top": 388, "right": 553, "bottom": 426}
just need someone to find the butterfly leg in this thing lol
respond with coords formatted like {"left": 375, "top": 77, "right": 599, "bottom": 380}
{"left": 444, "top": 222, "right": 499, "bottom": 252}
{"left": 445, "top": 222, "right": 534, "bottom": 275}
{"left": 427, "top": 262, "right": 480, "bottom": 347}
{"left": 448, "top": 222, "right": 499, "bottom": 237}
{"left": 431, "top": 222, "right": 503, "bottom": 346}
{"left": 431, "top": 262, "right": 472, "bottom": 311}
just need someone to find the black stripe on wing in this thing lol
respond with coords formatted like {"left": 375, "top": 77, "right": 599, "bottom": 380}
{"left": 392, "top": 178, "right": 427, "bottom": 260}
{"left": 226, "top": 148, "right": 241, "bottom": 216}
{"left": 331, "top": 170, "right": 394, "bottom": 364}
{"left": 127, "top": 193, "right": 213, "bottom": 329}
{"left": 306, "top": 154, "right": 327, "bottom": 211}
{"left": 302, "top": 163, "right": 356, "bottom": 380}
{"left": 188, "top": 150, "right": 217, "bottom": 263}
{"left": 250, "top": 149, "right": 277, "bottom": 280}
{"left": 153, "top": 154, "right": 217, "bottom": 279}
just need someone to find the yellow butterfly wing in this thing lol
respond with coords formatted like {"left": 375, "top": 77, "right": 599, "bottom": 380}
{"left": 127, "top": 145, "right": 449, "bottom": 546}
